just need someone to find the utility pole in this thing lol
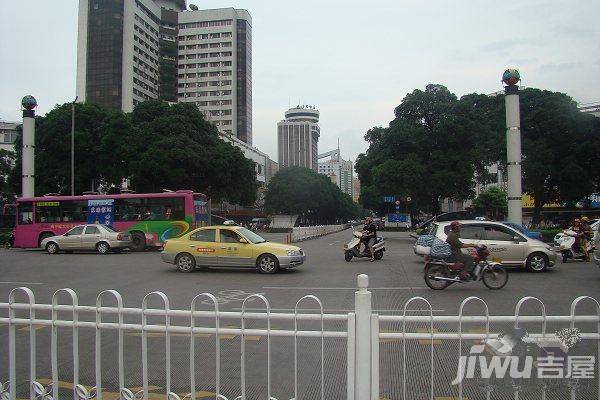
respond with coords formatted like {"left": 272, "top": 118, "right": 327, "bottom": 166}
{"left": 71, "top": 96, "right": 78, "bottom": 196}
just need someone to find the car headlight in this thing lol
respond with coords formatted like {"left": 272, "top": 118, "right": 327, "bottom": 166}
{"left": 286, "top": 249, "right": 299, "bottom": 256}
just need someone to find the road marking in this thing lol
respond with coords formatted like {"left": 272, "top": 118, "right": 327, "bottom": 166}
{"left": 263, "top": 286, "right": 428, "bottom": 290}
{"left": 34, "top": 380, "right": 215, "bottom": 399}
{"left": 0, "top": 281, "right": 45, "bottom": 285}
{"left": 126, "top": 332, "right": 211, "bottom": 338}
{"left": 233, "top": 307, "right": 445, "bottom": 312}
{"left": 435, "top": 397, "right": 469, "bottom": 400}
{"left": 19, "top": 324, "right": 47, "bottom": 331}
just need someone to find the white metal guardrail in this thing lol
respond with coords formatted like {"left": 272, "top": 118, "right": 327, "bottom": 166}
{"left": 291, "top": 224, "right": 348, "bottom": 242}
{"left": 1, "top": 274, "right": 599, "bottom": 400}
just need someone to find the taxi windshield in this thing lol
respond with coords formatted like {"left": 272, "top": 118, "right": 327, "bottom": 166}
{"left": 238, "top": 228, "right": 266, "bottom": 244}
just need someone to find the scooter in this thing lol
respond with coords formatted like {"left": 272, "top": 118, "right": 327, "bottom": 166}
{"left": 559, "top": 229, "right": 594, "bottom": 263}
{"left": 343, "top": 227, "right": 385, "bottom": 262}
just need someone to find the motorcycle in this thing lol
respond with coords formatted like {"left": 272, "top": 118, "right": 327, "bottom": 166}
{"left": 424, "top": 245, "right": 508, "bottom": 290}
{"left": 343, "top": 227, "right": 386, "bottom": 262}
{"left": 559, "top": 229, "right": 594, "bottom": 263}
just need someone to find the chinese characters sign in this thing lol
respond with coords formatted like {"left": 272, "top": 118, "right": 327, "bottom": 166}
{"left": 87, "top": 199, "right": 114, "bottom": 226}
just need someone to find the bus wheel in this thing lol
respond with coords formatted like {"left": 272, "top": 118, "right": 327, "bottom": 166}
{"left": 131, "top": 232, "right": 146, "bottom": 252}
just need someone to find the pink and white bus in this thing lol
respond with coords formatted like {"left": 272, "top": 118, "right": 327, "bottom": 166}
{"left": 3, "top": 190, "right": 210, "bottom": 250}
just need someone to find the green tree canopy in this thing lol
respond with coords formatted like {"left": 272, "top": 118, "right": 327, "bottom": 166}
{"left": 473, "top": 187, "right": 507, "bottom": 220}
{"left": 9, "top": 100, "right": 257, "bottom": 205}
{"left": 356, "top": 84, "right": 599, "bottom": 220}
{"left": 265, "top": 166, "right": 359, "bottom": 224}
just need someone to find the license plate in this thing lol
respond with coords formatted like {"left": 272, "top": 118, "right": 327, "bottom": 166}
{"left": 492, "top": 256, "right": 502, "bottom": 263}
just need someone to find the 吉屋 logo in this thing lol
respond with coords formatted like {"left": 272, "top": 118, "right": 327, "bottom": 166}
{"left": 452, "top": 327, "right": 595, "bottom": 385}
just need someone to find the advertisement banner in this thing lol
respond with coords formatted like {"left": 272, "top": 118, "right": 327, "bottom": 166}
{"left": 87, "top": 199, "right": 115, "bottom": 226}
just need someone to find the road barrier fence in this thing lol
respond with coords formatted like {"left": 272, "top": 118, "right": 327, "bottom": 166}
{"left": 1, "top": 274, "right": 599, "bottom": 400}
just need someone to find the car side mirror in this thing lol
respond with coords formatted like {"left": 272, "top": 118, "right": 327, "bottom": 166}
{"left": 64, "top": 233, "right": 69, "bottom": 236}
{"left": 513, "top": 235, "right": 522, "bottom": 242}
{"left": 239, "top": 238, "right": 248, "bottom": 244}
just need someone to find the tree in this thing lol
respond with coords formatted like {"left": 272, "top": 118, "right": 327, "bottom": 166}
{"left": 9, "top": 100, "right": 257, "bottom": 205}
{"left": 356, "top": 84, "right": 478, "bottom": 215}
{"left": 519, "top": 89, "right": 600, "bottom": 222}
{"left": 265, "top": 167, "right": 358, "bottom": 224}
{"left": 0, "top": 149, "right": 16, "bottom": 202}
{"left": 473, "top": 187, "right": 507, "bottom": 220}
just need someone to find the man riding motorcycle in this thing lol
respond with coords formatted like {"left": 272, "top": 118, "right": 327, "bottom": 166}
{"left": 446, "top": 221, "right": 477, "bottom": 280}
{"left": 580, "top": 216, "right": 593, "bottom": 261}
{"left": 361, "top": 217, "right": 377, "bottom": 262}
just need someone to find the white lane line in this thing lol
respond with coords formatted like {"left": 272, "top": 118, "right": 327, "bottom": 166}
{"left": 233, "top": 307, "right": 445, "bottom": 312}
{"left": 263, "top": 286, "right": 427, "bottom": 290}
{"left": 0, "top": 281, "right": 45, "bottom": 285}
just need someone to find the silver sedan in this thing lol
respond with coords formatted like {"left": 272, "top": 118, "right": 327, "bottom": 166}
{"left": 41, "top": 224, "right": 132, "bottom": 254}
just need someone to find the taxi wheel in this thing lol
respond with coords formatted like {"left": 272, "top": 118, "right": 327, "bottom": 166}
{"left": 257, "top": 254, "right": 279, "bottom": 274}
{"left": 176, "top": 253, "right": 196, "bottom": 273}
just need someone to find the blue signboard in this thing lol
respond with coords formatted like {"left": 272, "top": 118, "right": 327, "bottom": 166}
{"left": 590, "top": 193, "right": 600, "bottom": 208}
{"left": 383, "top": 196, "right": 396, "bottom": 203}
{"left": 194, "top": 200, "right": 209, "bottom": 223}
{"left": 87, "top": 199, "right": 115, "bottom": 226}
{"left": 387, "top": 213, "right": 409, "bottom": 223}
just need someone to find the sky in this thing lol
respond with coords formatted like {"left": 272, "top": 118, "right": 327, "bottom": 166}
{"left": 1, "top": 0, "right": 599, "bottom": 163}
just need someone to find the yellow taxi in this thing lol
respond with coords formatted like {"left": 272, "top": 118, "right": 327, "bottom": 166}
{"left": 161, "top": 225, "right": 305, "bottom": 273}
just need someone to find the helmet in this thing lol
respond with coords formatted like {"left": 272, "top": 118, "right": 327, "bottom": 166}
{"left": 581, "top": 216, "right": 589, "bottom": 222}
{"left": 450, "top": 221, "right": 461, "bottom": 229}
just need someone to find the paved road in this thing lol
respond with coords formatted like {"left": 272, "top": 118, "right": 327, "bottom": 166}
{"left": 1, "top": 230, "right": 599, "bottom": 399}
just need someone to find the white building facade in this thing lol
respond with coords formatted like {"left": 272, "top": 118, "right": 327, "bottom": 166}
{"left": 219, "top": 133, "right": 276, "bottom": 186}
{"left": 76, "top": 1, "right": 252, "bottom": 144}
{"left": 0, "top": 121, "right": 19, "bottom": 154}
{"left": 317, "top": 149, "right": 354, "bottom": 197}
{"left": 277, "top": 106, "right": 320, "bottom": 171}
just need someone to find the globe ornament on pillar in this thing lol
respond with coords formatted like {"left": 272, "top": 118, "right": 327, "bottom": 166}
{"left": 502, "top": 69, "right": 520, "bottom": 86}
{"left": 21, "top": 95, "right": 38, "bottom": 110}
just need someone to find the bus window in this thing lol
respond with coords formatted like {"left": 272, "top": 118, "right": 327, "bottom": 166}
{"left": 35, "top": 202, "right": 61, "bottom": 222}
{"left": 145, "top": 197, "right": 185, "bottom": 221}
{"left": 61, "top": 200, "right": 88, "bottom": 222}
{"left": 115, "top": 198, "right": 143, "bottom": 221}
{"left": 18, "top": 202, "right": 34, "bottom": 224}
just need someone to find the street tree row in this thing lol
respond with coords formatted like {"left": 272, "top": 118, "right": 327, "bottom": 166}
{"left": 4, "top": 100, "right": 257, "bottom": 205}
{"left": 356, "top": 84, "right": 600, "bottom": 222}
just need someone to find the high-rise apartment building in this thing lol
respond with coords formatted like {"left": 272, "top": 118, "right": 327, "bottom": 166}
{"left": 317, "top": 148, "right": 353, "bottom": 197}
{"left": 277, "top": 106, "right": 319, "bottom": 171}
{"left": 76, "top": 1, "right": 252, "bottom": 144}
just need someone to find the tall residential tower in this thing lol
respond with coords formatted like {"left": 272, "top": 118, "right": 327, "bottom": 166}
{"left": 76, "top": 0, "right": 252, "bottom": 144}
{"left": 277, "top": 105, "right": 320, "bottom": 171}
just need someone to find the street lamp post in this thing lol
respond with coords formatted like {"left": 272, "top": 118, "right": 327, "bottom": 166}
{"left": 71, "top": 96, "right": 78, "bottom": 196}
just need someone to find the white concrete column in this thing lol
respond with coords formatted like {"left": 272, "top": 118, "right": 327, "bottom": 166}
{"left": 22, "top": 111, "right": 35, "bottom": 198}
{"left": 505, "top": 86, "right": 522, "bottom": 224}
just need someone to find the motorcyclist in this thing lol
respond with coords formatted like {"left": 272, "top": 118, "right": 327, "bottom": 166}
{"left": 361, "top": 217, "right": 377, "bottom": 262}
{"left": 580, "top": 216, "right": 593, "bottom": 261}
{"left": 446, "top": 221, "right": 477, "bottom": 280}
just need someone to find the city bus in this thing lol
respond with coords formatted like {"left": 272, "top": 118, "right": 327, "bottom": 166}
{"left": 3, "top": 190, "right": 210, "bottom": 250}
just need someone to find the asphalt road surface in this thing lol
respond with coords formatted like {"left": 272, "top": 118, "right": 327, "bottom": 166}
{"left": 1, "top": 230, "right": 599, "bottom": 399}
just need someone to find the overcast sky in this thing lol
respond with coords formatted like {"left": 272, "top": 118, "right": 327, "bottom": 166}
{"left": 1, "top": 0, "right": 598, "bottom": 162}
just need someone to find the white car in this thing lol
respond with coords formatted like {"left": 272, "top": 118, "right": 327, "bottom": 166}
{"left": 429, "top": 220, "right": 557, "bottom": 272}
{"left": 41, "top": 224, "right": 132, "bottom": 254}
